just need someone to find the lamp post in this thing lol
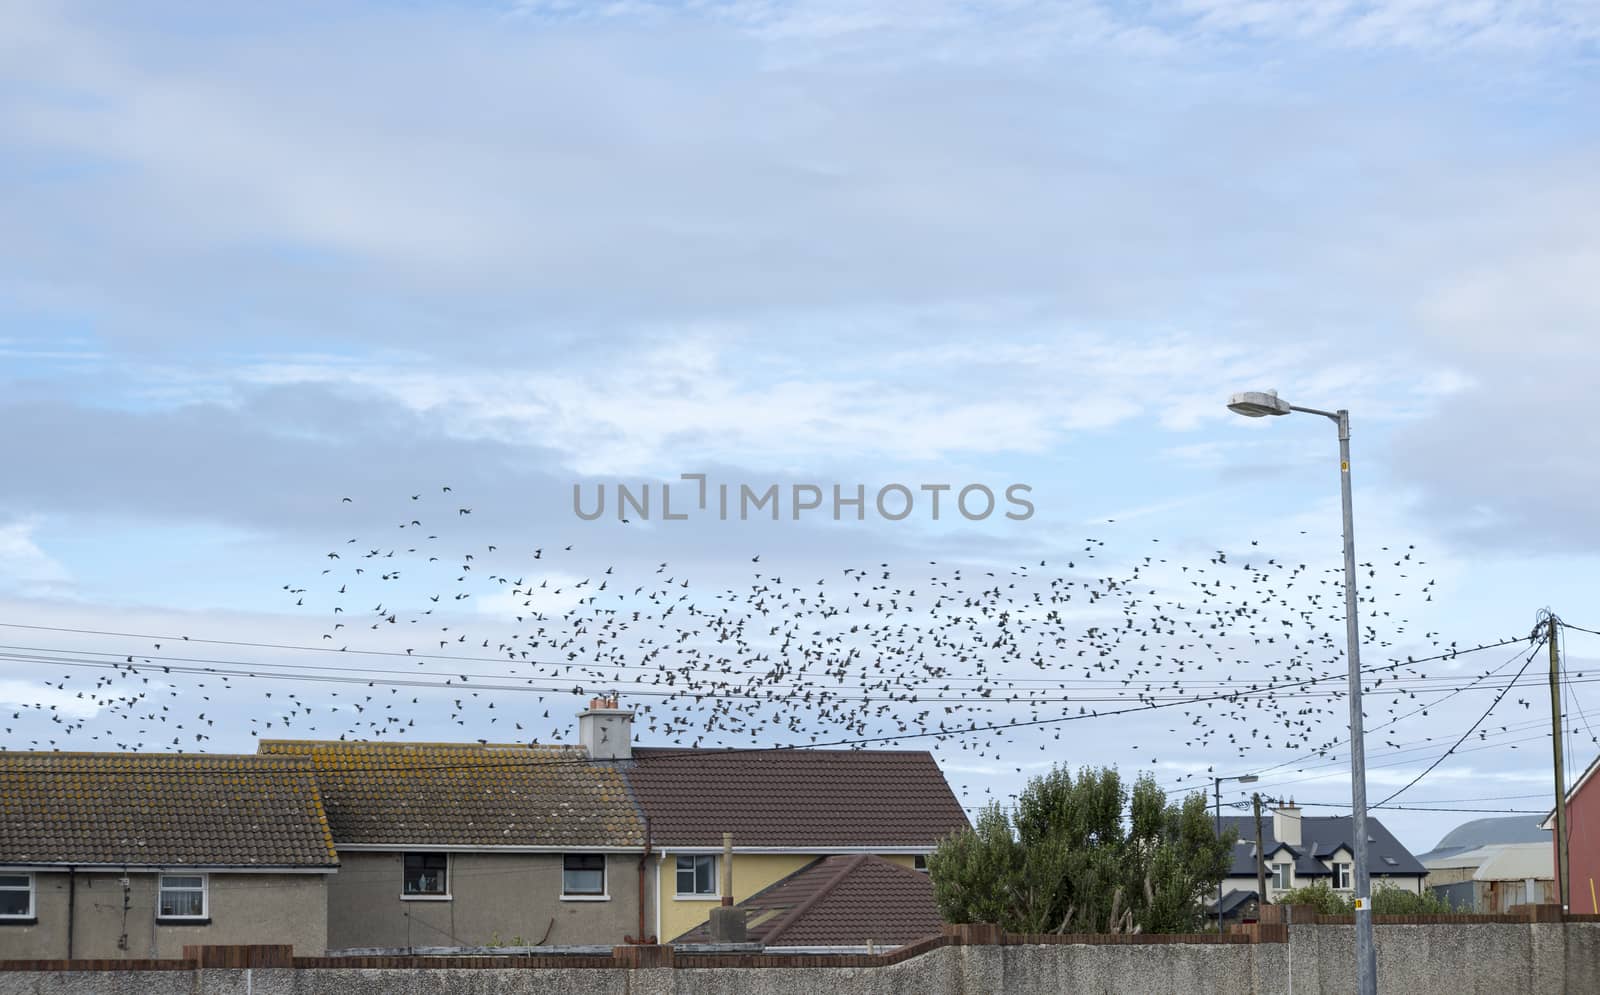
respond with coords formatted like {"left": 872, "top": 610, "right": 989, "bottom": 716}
{"left": 1226, "top": 389, "right": 1377, "bottom": 995}
{"left": 1213, "top": 773, "right": 1258, "bottom": 934}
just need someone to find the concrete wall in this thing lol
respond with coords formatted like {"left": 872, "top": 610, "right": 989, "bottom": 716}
{"left": 0, "top": 871, "right": 327, "bottom": 961}
{"left": 5, "top": 921, "right": 1600, "bottom": 995}
{"left": 327, "top": 852, "right": 648, "bottom": 951}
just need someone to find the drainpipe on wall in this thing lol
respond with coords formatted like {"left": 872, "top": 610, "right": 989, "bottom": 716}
{"left": 66, "top": 867, "right": 76, "bottom": 960}
{"left": 629, "top": 817, "right": 654, "bottom": 944}
{"left": 721, "top": 833, "right": 733, "bottom": 907}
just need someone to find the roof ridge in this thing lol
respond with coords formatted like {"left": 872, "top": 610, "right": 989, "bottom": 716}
{"left": 762, "top": 854, "right": 869, "bottom": 945}
{"left": 0, "top": 751, "right": 314, "bottom": 764}
{"left": 259, "top": 739, "right": 576, "bottom": 750}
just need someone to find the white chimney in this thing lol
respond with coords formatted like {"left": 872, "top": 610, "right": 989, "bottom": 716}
{"left": 1273, "top": 801, "right": 1302, "bottom": 847}
{"left": 578, "top": 696, "right": 633, "bottom": 761}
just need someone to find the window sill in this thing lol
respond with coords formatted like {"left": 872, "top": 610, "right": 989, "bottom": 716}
{"left": 0, "top": 917, "right": 37, "bottom": 926}
{"left": 674, "top": 894, "right": 722, "bottom": 902}
{"left": 560, "top": 894, "right": 611, "bottom": 902}
{"left": 400, "top": 894, "right": 453, "bottom": 902}
{"left": 157, "top": 918, "right": 211, "bottom": 926}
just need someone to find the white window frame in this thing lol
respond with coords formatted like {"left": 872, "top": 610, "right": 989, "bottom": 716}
{"left": 157, "top": 873, "right": 209, "bottom": 921}
{"left": 401, "top": 852, "right": 452, "bottom": 901}
{"left": 913, "top": 855, "right": 929, "bottom": 873}
{"left": 675, "top": 854, "right": 719, "bottom": 900}
{"left": 561, "top": 854, "right": 609, "bottom": 901}
{"left": 1272, "top": 862, "right": 1293, "bottom": 891}
{"left": 1333, "top": 861, "right": 1353, "bottom": 891}
{"left": 0, "top": 872, "right": 34, "bottom": 920}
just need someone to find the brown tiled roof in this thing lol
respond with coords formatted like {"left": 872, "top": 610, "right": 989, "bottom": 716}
{"left": 0, "top": 752, "right": 338, "bottom": 867}
{"left": 258, "top": 740, "right": 645, "bottom": 848}
{"left": 625, "top": 748, "right": 968, "bottom": 847}
{"left": 674, "top": 854, "right": 942, "bottom": 946}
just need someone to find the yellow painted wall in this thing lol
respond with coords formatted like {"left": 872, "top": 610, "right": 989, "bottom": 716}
{"left": 658, "top": 853, "right": 925, "bottom": 942}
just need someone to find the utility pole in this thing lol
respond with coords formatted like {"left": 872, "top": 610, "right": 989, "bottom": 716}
{"left": 1548, "top": 612, "right": 1568, "bottom": 910}
{"left": 1254, "top": 793, "right": 1268, "bottom": 911}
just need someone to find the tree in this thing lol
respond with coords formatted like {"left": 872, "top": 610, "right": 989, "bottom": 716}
{"left": 927, "top": 766, "right": 1235, "bottom": 934}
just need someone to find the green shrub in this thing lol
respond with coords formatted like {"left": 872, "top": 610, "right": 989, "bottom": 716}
{"left": 1275, "top": 882, "right": 1454, "bottom": 914}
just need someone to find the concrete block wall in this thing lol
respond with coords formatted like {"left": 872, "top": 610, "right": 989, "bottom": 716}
{"left": 6, "top": 915, "right": 1600, "bottom": 995}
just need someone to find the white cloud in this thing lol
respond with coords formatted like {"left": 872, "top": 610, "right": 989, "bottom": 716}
{"left": 0, "top": 519, "right": 71, "bottom": 595}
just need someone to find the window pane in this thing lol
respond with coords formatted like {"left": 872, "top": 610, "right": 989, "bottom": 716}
{"left": 564, "top": 869, "right": 604, "bottom": 895}
{"left": 676, "top": 861, "right": 695, "bottom": 895}
{"left": 404, "top": 853, "right": 448, "bottom": 894}
{"left": 695, "top": 856, "right": 715, "bottom": 894}
{"left": 0, "top": 875, "right": 29, "bottom": 889}
{"left": 159, "top": 889, "right": 204, "bottom": 917}
{"left": 0, "top": 890, "right": 29, "bottom": 916}
{"left": 161, "top": 876, "right": 204, "bottom": 889}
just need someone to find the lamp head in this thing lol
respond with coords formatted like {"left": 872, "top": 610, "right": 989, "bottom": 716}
{"left": 1227, "top": 390, "right": 1292, "bottom": 418}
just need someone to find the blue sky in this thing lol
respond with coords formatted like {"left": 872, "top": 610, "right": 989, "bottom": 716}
{"left": 3, "top": 0, "right": 1600, "bottom": 852}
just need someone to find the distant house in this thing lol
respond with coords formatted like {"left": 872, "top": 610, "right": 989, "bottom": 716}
{"left": 672, "top": 854, "right": 941, "bottom": 949}
{"left": 0, "top": 752, "right": 338, "bottom": 960}
{"left": 1212, "top": 802, "right": 1426, "bottom": 916}
{"left": 1418, "top": 815, "right": 1552, "bottom": 912}
{"left": 1543, "top": 751, "right": 1600, "bottom": 913}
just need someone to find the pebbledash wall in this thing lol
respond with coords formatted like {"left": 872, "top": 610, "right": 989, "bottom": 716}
{"left": 0, "top": 871, "right": 326, "bottom": 961}
{"left": 2, "top": 912, "right": 1599, "bottom": 995}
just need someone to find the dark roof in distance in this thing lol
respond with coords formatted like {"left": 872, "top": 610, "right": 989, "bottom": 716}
{"left": 0, "top": 751, "right": 338, "bottom": 867}
{"left": 1220, "top": 814, "right": 1425, "bottom": 878}
{"left": 674, "top": 855, "right": 942, "bottom": 947}
{"left": 626, "top": 747, "right": 969, "bottom": 847}
{"left": 258, "top": 740, "right": 644, "bottom": 848}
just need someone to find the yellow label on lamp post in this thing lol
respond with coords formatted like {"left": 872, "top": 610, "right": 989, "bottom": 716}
{"left": 1353, "top": 897, "right": 1369, "bottom": 911}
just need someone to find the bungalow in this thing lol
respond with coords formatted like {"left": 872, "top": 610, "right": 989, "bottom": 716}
{"left": 0, "top": 752, "right": 338, "bottom": 960}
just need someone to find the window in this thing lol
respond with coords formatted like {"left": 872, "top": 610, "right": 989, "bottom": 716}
{"left": 1272, "top": 863, "right": 1292, "bottom": 891}
{"left": 403, "top": 853, "right": 449, "bottom": 897}
{"left": 158, "top": 875, "right": 207, "bottom": 920}
{"left": 913, "top": 855, "right": 929, "bottom": 872}
{"left": 562, "top": 854, "right": 607, "bottom": 897}
{"left": 1334, "top": 862, "right": 1353, "bottom": 891}
{"left": 0, "top": 874, "right": 33, "bottom": 919}
{"left": 675, "top": 855, "right": 717, "bottom": 897}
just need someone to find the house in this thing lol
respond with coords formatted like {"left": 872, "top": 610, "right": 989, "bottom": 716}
{"left": 1418, "top": 815, "right": 1552, "bottom": 912}
{"left": 2, "top": 697, "right": 968, "bottom": 958}
{"left": 0, "top": 752, "right": 338, "bottom": 960}
{"left": 1542, "top": 750, "right": 1600, "bottom": 913}
{"left": 256, "top": 736, "right": 650, "bottom": 952}
{"left": 260, "top": 697, "right": 967, "bottom": 950}
{"left": 617, "top": 720, "right": 969, "bottom": 943}
{"left": 672, "top": 854, "right": 942, "bottom": 949}
{"left": 1215, "top": 802, "right": 1427, "bottom": 907}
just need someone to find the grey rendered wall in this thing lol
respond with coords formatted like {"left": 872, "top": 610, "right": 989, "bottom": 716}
{"left": 325, "top": 852, "right": 649, "bottom": 951}
{"left": 0, "top": 872, "right": 327, "bottom": 961}
{"left": 6, "top": 923, "right": 1600, "bottom": 995}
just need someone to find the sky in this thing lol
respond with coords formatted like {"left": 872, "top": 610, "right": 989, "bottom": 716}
{"left": 2, "top": 0, "right": 1599, "bottom": 855}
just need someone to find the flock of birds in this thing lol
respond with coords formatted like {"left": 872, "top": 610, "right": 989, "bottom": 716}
{"left": 3, "top": 484, "right": 1555, "bottom": 809}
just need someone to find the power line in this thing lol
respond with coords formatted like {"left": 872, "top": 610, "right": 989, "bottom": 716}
{"left": 1371, "top": 634, "right": 1547, "bottom": 808}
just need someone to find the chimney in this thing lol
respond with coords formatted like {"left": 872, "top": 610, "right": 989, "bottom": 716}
{"left": 1272, "top": 800, "right": 1302, "bottom": 847}
{"left": 578, "top": 696, "right": 634, "bottom": 761}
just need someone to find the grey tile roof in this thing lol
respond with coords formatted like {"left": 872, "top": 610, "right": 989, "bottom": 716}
{"left": 1220, "top": 814, "right": 1426, "bottom": 878}
{"left": 258, "top": 740, "right": 645, "bottom": 848}
{"left": 0, "top": 751, "right": 338, "bottom": 867}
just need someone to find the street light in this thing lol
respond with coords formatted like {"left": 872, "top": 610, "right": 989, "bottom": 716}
{"left": 1226, "top": 389, "right": 1377, "bottom": 995}
{"left": 1213, "top": 773, "right": 1258, "bottom": 935}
